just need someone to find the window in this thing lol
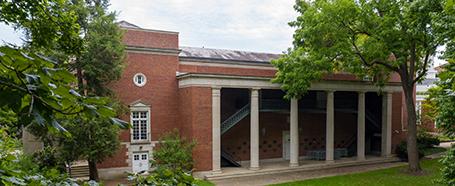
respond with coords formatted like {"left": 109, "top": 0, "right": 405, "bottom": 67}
{"left": 131, "top": 111, "right": 149, "bottom": 141}
{"left": 133, "top": 73, "right": 147, "bottom": 87}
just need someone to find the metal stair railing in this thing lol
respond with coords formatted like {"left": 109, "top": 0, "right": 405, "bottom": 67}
{"left": 221, "top": 149, "right": 241, "bottom": 167}
{"left": 221, "top": 103, "right": 250, "bottom": 134}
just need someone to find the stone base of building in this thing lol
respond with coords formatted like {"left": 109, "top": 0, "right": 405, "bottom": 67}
{"left": 98, "top": 167, "right": 131, "bottom": 180}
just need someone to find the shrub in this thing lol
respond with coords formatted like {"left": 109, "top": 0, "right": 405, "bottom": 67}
{"left": 439, "top": 146, "right": 455, "bottom": 186}
{"left": 395, "top": 141, "right": 425, "bottom": 161}
{"left": 128, "top": 129, "right": 197, "bottom": 185}
{"left": 128, "top": 166, "right": 195, "bottom": 186}
{"left": 417, "top": 128, "right": 440, "bottom": 148}
{"left": 152, "top": 129, "right": 196, "bottom": 171}
{"left": 32, "top": 146, "right": 66, "bottom": 172}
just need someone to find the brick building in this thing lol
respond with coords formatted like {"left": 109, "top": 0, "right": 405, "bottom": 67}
{"left": 97, "top": 21, "right": 408, "bottom": 179}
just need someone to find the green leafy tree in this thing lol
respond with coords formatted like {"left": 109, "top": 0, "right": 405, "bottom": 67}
{"left": 0, "top": 0, "right": 128, "bottom": 183}
{"left": 428, "top": 62, "right": 455, "bottom": 137}
{"left": 427, "top": 62, "right": 455, "bottom": 185}
{"left": 272, "top": 0, "right": 455, "bottom": 172}
{"left": 53, "top": 0, "right": 126, "bottom": 181}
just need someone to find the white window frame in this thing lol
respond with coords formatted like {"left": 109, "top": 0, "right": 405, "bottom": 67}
{"left": 133, "top": 73, "right": 147, "bottom": 87}
{"left": 130, "top": 104, "right": 151, "bottom": 143}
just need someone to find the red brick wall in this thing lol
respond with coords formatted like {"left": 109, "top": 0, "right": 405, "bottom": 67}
{"left": 222, "top": 112, "right": 357, "bottom": 161}
{"left": 110, "top": 52, "right": 180, "bottom": 141}
{"left": 178, "top": 87, "right": 213, "bottom": 171}
{"left": 122, "top": 29, "right": 178, "bottom": 49}
{"left": 392, "top": 92, "right": 407, "bottom": 152}
{"left": 97, "top": 144, "right": 128, "bottom": 168}
{"left": 179, "top": 64, "right": 401, "bottom": 83}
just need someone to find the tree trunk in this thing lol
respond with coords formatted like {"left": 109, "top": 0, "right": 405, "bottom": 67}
{"left": 76, "top": 67, "right": 84, "bottom": 92}
{"left": 402, "top": 82, "right": 422, "bottom": 172}
{"left": 88, "top": 160, "right": 99, "bottom": 181}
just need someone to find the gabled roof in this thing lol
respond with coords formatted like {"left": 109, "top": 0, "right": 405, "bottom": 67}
{"left": 179, "top": 46, "right": 281, "bottom": 63}
{"left": 118, "top": 20, "right": 140, "bottom": 29}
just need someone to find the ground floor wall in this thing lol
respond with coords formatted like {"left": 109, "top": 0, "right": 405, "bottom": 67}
{"left": 221, "top": 111, "right": 358, "bottom": 161}
{"left": 97, "top": 90, "right": 408, "bottom": 174}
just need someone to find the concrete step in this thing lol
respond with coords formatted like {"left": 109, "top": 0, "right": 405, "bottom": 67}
{"left": 205, "top": 157, "right": 400, "bottom": 180}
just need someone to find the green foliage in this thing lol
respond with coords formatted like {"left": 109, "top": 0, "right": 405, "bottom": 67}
{"left": 152, "top": 129, "right": 196, "bottom": 171}
{"left": 0, "top": 109, "right": 19, "bottom": 137}
{"left": 128, "top": 130, "right": 197, "bottom": 185}
{"left": 0, "top": 46, "right": 128, "bottom": 133}
{"left": 273, "top": 0, "right": 454, "bottom": 98}
{"left": 395, "top": 141, "right": 425, "bottom": 161}
{"left": 428, "top": 62, "right": 455, "bottom": 138}
{"left": 58, "top": 115, "right": 121, "bottom": 164}
{"left": 273, "top": 0, "right": 455, "bottom": 171}
{"left": 79, "top": 10, "right": 125, "bottom": 96}
{"left": 32, "top": 146, "right": 66, "bottom": 172}
{"left": 0, "top": 0, "right": 82, "bottom": 55}
{"left": 128, "top": 166, "right": 196, "bottom": 186}
{"left": 439, "top": 146, "right": 455, "bottom": 186}
{"left": 0, "top": 127, "right": 96, "bottom": 186}
{"left": 417, "top": 128, "right": 440, "bottom": 148}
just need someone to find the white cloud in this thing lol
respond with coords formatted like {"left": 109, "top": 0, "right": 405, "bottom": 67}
{"left": 0, "top": 1, "right": 298, "bottom": 53}
{"left": 109, "top": 0, "right": 298, "bottom": 53}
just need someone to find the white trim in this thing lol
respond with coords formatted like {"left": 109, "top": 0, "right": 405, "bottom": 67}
{"left": 133, "top": 73, "right": 147, "bottom": 87}
{"left": 130, "top": 103, "right": 151, "bottom": 143}
{"left": 177, "top": 73, "right": 403, "bottom": 92}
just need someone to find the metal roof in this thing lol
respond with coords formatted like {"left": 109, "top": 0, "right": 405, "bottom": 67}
{"left": 179, "top": 46, "right": 281, "bottom": 63}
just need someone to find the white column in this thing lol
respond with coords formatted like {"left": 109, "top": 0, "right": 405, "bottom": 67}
{"left": 250, "top": 88, "right": 260, "bottom": 170}
{"left": 326, "top": 91, "right": 335, "bottom": 162}
{"left": 212, "top": 88, "right": 221, "bottom": 173}
{"left": 290, "top": 98, "right": 299, "bottom": 167}
{"left": 357, "top": 91, "right": 366, "bottom": 160}
{"left": 381, "top": 92, "right": 393, "bottom": 157}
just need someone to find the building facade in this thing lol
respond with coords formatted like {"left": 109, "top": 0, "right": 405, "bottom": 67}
{"left": 97, "top": 21, "right": 408, "bottom": 179}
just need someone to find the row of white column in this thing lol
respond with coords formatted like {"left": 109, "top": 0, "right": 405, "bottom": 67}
{"left": 212, "top": 88, "right": 393, "bottom": 172}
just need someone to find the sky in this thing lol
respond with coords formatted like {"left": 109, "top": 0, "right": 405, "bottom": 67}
{"left": 0, "top": 0, "right": 298, "bottom": 54}
{"left": 0, "top": 0, "right": 446, "bottom": 66}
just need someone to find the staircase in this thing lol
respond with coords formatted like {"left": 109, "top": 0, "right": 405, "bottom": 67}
{"left": 220, "top": 103, "right": 251, "bottom": 167}
{"left": 67, "top": 161, "right": 89, "bottom": 180}
{"left": 221, "top": 149, "right": 241, "bottom": 167}
{"left": 221, "top": 103, "right": 250, "bottom": 134}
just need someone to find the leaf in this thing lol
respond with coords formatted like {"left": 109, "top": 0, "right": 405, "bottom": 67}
{"left": 110, "top": 118, "right": 129, "bottom": 129}
{"left": 69, "top": 89, "right": 81, "bottom": 97}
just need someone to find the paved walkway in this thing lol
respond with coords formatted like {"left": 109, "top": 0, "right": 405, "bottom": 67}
{"left": 212, "top": 143, "right": 454, "bottom": 186}
{"left": 102, "top": 142, "right": 454, "bottom": 186}
{"left": 211, "top": 161, "right": 406, "bottom": 186}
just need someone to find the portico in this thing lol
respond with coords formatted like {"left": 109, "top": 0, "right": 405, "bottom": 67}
{"left": 178, "top": 73, "right": 400, "bottom": 173}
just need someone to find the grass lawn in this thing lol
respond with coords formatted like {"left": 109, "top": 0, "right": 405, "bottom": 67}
{"left": 195, "top": 179, "right": 215, "bottom": 186}
{"left": 271, "top": 158, "right": 443, "bottom": 186}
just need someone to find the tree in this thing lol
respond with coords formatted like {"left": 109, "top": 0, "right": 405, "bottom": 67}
{"left": 0, "top": 0, "right": 128, "bottom": 182}
{"left": 36, "top": 0, "right": 126, "bottom": 181}
{"left": 272, "top": 0, "right": 455, "bottom": 172}
{"left": 428, "top": 63, "right": 455, "bottom": 137}
{"left": 0, "top": 0, "right": 127, "bottom": 133}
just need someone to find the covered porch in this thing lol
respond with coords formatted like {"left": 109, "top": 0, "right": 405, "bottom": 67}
{"left": 177, "top": 73, "right": 402, "bottom": 174}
